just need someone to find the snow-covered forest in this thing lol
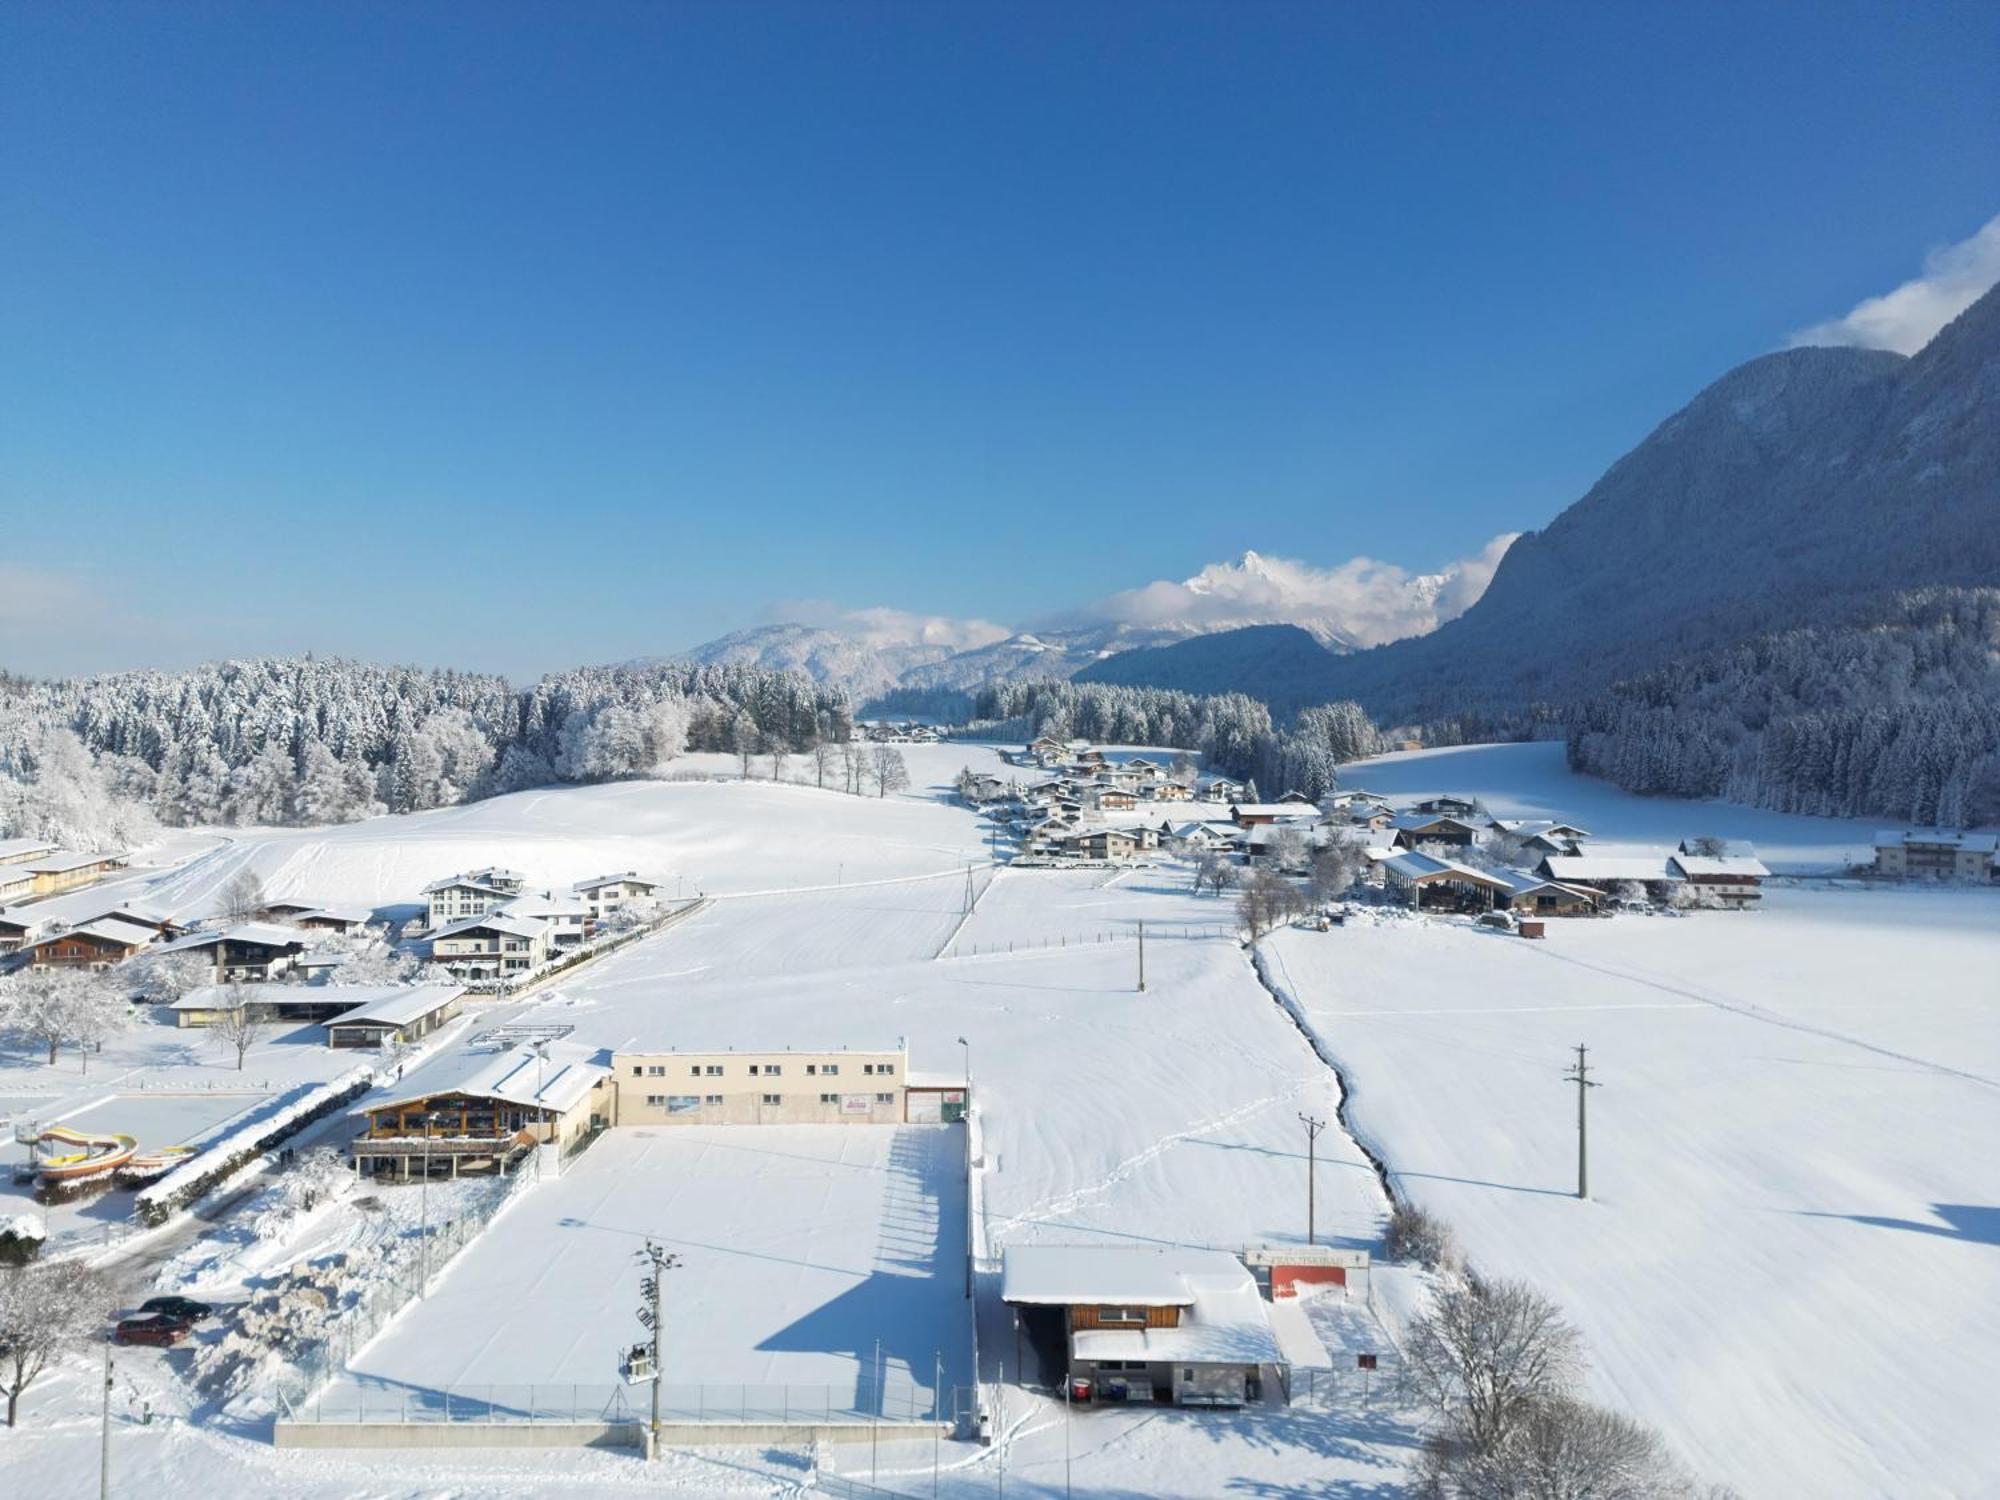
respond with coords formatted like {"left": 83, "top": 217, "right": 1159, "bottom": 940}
{"left": 1564, "top": 588, "right": 2000, "bottom": 826}
{"left": 0, "top": 658, "right": 853, "bottom": 848}
{"left": 970, "top": 680, "right": 1383, "bottom": 798}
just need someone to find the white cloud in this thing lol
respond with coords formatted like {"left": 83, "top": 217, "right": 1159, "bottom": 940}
{"left": 1075, "top": 536, "right": 1521, "bottom": 650}
{"left": 1789, "top": 214, "right": 2000, "bottom": 357}
{"left": 760, "top": 599, "right": 1013, "bottom": 653}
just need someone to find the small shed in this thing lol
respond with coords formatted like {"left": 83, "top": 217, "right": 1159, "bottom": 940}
{"left": 323, "top": 983, "right": 468, "bottom": 1048}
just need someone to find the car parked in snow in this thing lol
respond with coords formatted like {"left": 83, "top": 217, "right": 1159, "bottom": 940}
{"left": 113, "top": 1315, "right": 194, "bottom": 1348}
{"left": 137, "top": 1296, "right": 214, "bottom": 1322}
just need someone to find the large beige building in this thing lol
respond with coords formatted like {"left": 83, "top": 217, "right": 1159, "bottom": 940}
{"left": 612, "top": 1044, "right": 910, "bottom": 1126}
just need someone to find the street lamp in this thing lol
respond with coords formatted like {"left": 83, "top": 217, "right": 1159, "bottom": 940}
{"left": 956, "top": 1036, "right": 971, "bottom": 1098}
{"left": 418, "top": 1108, "right": 450, "bottom": 1296}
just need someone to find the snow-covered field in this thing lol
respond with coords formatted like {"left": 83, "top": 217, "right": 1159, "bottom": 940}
{"left": 338, "top": 1124, "right": 970, "bottom": 1411}
{"left": 1266, "top": 883, "right": 2000, "bottom": 1498}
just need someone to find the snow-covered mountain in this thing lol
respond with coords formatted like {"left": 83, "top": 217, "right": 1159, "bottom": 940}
{"left": 670, "top": 540, "right": 1516, "bottom": 705}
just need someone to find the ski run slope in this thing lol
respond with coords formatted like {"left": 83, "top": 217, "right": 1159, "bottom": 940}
{"left": 7, "top": 737, "right": 1992, "bottom": 1497}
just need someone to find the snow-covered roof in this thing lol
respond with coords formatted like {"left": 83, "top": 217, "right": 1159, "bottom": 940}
{"left": 1873, "top": 829, "right": 1999, "bottom": 854}
{"left": 26, "top": 850, "right": 126, "bottom": 873}
{"left": 0, "top": 838, "right": 57, "bottom": 861}
{"left": 571, "top": 870, "right": 668, "bottom": 894}
{"left": 169, "top": 981, "right": 349, "bottom": 1011}
{"left": 1389, "top": 811, "right": 1482, "bottom": 832}
{"left": 40, "top": 915, "right": 158, "bottom": 947}
{"left": 1231, "top": 804, "right": 1319, "bottom": 820}
{"left": 364, "top": 1040, "right": 608, "bottom": 1116}
{"left": 421, "top": 875, "right": 516, "bottom": 897}
{"left": 156, "top": 922, "right": 308, "bottom": 954}
{"left": 1670, "top": 854, "right": 1771, "bottom": 880}
{"left": 325, "top": 983, "right": 467, "bottom": 1029}
{"left": 431, "top": 911, "right": 549, "bottom": 941}
{"left": 290, "top": 904, "right": 374, "bottom": 925}
{"left": 502, "top": 893, "right": 590, "bottom": 920}
{"left": 1004, "top": 1247, "right": 1282, "bottom": 1366}
{"left": 1541, "top": 854, "right": 1680, "bottom": 884}
{"left": 1379, "top": 850, "right": 1509, "bottom": 888}
{"left": 1495, "top": 819, "right": 1591, "bottom": 840}
{"left": 1485, "top": 867, "right": 1600, "bottom": 901}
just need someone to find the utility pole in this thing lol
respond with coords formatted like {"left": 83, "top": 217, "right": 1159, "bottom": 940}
{"left": 99, "top": 1339, "right": 113, "bottom": 1500}
{"left": 872, "top": 1337, "right": 883, "bottom": 1486}
{"left": 1136, "top": 920, "right": 1145, "bottom": 992}
{"left": 1298, "top": 1113, "right": 1326, "bottom": 1245}
{"left": 933, "top": 1349, "right": 943, "bottom": 1498}
{"left": 964, "top": 863, "right": 975, "bottom": 915}
{"left": 636, "top": 1239, "right": 680, "bottom": 1459}
{"left": 1564, "top": 1045, "right": 1600, "bottom": 1199}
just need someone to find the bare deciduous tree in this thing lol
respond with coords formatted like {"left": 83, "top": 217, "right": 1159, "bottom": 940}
{"left": 1401, "top": 1278, "right": 1584, "bottom": 1457}
{"left": 872, "top": 745, "right": 909, "bottom": 799}
{"left": 1195, "top": 852, "right": 1237, "bottom": 897}
{"left": 0, "top": 1259, "right": 111, "bottom": 1427}
{"left": 1309, "top": 844, "right": 1362, "bottom": 904}
{"left": 1, "top": 969, "right": 128, "bottom": 1068}
{"left": 209, "top": 992, "right": 267, "bottom": 1070}
{"left": 220, "top": 869, "right": 266, "bottom": 923}
{"left": 1421, "top": 1395, "right": 1703, "bottom": 1500}
{"left": 812, "top": 737, "right": 836, "bottom": 790}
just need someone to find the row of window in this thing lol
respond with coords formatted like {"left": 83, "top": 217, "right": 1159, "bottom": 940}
{"left": 630, "top": 1061, "right": 896, "bottom": 1079}
{"left": 639, "top": 1093, "right": 896, "bottom": 1108}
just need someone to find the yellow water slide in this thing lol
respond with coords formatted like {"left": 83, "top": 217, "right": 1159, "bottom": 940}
{"left": 34, "top": 1124, "right": 138, "bottom": 1182}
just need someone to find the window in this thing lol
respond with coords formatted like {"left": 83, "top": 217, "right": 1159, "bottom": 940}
{"left": 704, "top": 1065, "right": 723, "bottom": 1077}
{"left": 805, "top": 1064, "right": 817, "bottom": 1076}
{"left": 820, "top": 1093, "right": 839, "bottom": 1104}
{"left": 876, "top": 1093, "right": 894, "bottom": 1104}
{"left": 748, "top": 1065, "right": 758, "bottom": 1076}
{"left": 704, "top": 1094, "right": 723, "bottom": 1105}
{"left": 630, "top": 1066, "right": 642, "bottom": 1077}
{"left": 645, "top": 1094, "right": 667, "bottom": 1107}
{"left": 1097, "top": 1306, "right": 1146, "bottom": 1326}
{"left": 691, "top": 1065, "right": 702, "bottom": 1076}
{"left": 822, "top": 1064, "right": 838, "bottom": 1076}
{"left": 646, "top": 1065, "right": 665, "bottom": 1077}
{"left": 766, "top": 1064, "right": 781, "bottom": 1076}
{"left": 761, "top": 1093, "right": 781, "bottom": 1106}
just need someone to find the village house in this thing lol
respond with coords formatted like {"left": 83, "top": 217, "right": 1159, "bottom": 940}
{"left": 1229, "top": 802, "right": 1318, "bottom": 829}
{"left": 422, "top": 867, "right": 529, "bottom": 930}
{"left": 1121, "top": 757, "right": 1165, "bottom": 782}
{"left": 1201, "top": 778, "right": 1247, "bottom": 804}
{"left": 350, "top": 1041, "right": 613, "bottom": 1179}
{"left": 153, "top": 922, "right": 311, "bottom": 981}
{"left": 255, "top": 898, "right": 324, "bottom": 922}
{"left": 168, "top": 981, "right": 368, "bottom": 1029}
{"left": 294, "top": 905, "right": 376, "bottom": 936}
{"left": 1486, "top": 868, "right": 1602, "bottom": 916}
{"left": 1146, "top": 780, "right": 1194, "bottom": 803}
{"left": 1872, "top": 829, "right": 1998, "bottom": 882}
{"left": 1326, "top": 789, "right": 1392, "bottom": 816}
{"left": 1492, "top": 820, "right": 1590, "bottom": 858}
{"left": 1669, "top": 842, "right": 1771, "bottom": 907}
{"left": 0, "top": 911, "right": 37, "bottom": 952}
{"left": 0, "top": 838, "right": 59, "bottom": 867}
{"left": 1067, "top": 827, "right": 1145, "bottom": 862}
{"left": 1538, "top": 852, "right": 1683, "bottom": 903}
{"left": 429, "top": 910, "right": 554, "bottom": 978}
{"left": 1001, "top": 1246, "right": 1284, "bottom": 1408}
{"left": 613, "top": 1043, "right": 911, "bottom": 1126}
{"left": 322, "top": 983, "right": 468, "bottom": 1048}
{"left": 572, "top": 871, "right": 672, "bottom": 923}
{"left": 1389, "top": 811, "right": 1486, "bottom": 848}
{"left": 0, "top": 868, "right": 34, "bottom": 904}
{"left": 1091, "top": 785, "right": 1141, "bottom": 812}
{"left": 23, "top": 913, "right": 162, "bottom": 969}
{"left": 1412, "top": 795, "right": 1480, "bottom": 818}
{"left": 20, "top": 850, "right": 129, "bottom": 898}
{"left": 501, "top": 891, "right": 592, "bottom": 949}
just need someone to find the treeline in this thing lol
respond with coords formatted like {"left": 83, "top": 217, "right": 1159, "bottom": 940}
{"left": 970, "top": 680, "right": 1382, "bottom": 799}
{"left": 0, "top": 656, "right": 853, "bottom": 845}
{"left": 1565, "top": 588, "right": 2000, "bottom": 826}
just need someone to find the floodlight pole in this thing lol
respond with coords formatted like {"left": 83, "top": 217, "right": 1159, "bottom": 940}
{"left": 1298, "top": 1113, "right": 1326, "bottom": 1245}
{"left": 637, "top": 1239, "right": 679, "bottom": 1458}
{"left": 1137, "top": 920, "right": 1145, "bottom": 992}
{"left": 1564, "top": 1045, "right": 1600, "bottom": 1199}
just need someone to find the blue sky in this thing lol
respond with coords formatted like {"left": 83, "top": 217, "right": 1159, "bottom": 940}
{"left": 3, "top": 2, "right": 1996, "bottom": 680}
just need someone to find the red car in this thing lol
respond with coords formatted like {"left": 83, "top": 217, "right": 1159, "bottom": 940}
{"left": 113, "top": 1315, "right": 193, "bottom": 1348}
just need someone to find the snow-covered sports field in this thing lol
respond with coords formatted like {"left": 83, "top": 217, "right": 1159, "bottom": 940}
{"left": 339, "top": 1125, "right": 971, "bottom": 1412}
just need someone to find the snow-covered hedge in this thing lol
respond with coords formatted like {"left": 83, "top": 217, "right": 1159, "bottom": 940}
{"left": 0, "top": 1212, "right": 48, "bottom": 1265}
{"left": 133, "top": 1065, "right": 375, "bottom": 1227}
